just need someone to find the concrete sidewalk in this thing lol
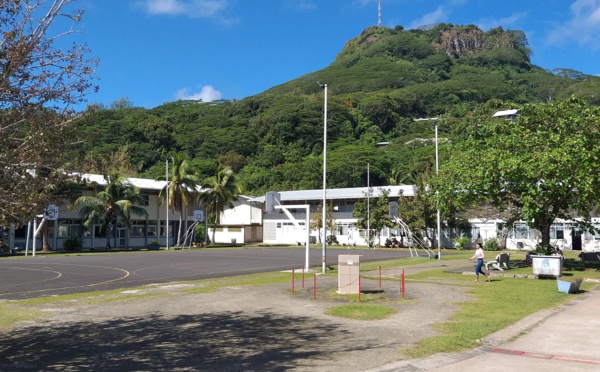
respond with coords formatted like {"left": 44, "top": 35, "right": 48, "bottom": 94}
{"left": 370, "top": 285, "right": 600, "bottom": 371}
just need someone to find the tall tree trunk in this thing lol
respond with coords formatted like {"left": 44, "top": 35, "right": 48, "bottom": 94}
{"left": 177, "top": 206, "right": 184, "bottom": 246}
{"left": 42, "top": 221, "right": 51, "bottom": 252}
{"left": 540, "top": 221, "right": 551, "bottom": 248}
{"left": 106, "top": 223, "right": 112, "bottom": 249}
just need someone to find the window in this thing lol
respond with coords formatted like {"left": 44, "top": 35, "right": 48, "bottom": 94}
{"left": 337, "top": 224, "right": 355, "bottom": 235}
{"left": 147, "top": 222, "right": 157, "bottom": 237}
{"left": 160, "top": 221, "right": 172, "bottom": 237}
{"left": 58, "top": 219, "right": 81, "bottom": 238}
{"left": 14, "top": 226, "right": 27, "bottom": 238}
{"left": 510, "top": 223, "right": 530, "bottom": 239}
{"left": 94, "top": 225, "right": 106, "bottom": 238}
{"left": 471, "top": 227, "right": 480, "bottom": 240}
{"left": 584, "top": 223, "right": 600, "bottom": 240}
{"left": 550, "top": 223, "right": 565, "bottom": 240}
{"left": 138, "top": 192, "right": 149, "bottom": 206}
{"left": 131, "top": 220, "right": 146, "bottom": 237}
{"left": 389, "top": 202, "right": 398, "bottom": 218}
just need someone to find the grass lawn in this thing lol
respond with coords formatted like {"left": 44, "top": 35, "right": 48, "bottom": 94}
{"left": 400, "top": 250, "right": 599, "bottom": 357}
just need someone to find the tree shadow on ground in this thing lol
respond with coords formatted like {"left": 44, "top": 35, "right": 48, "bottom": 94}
{"left": 0, "top": 311, "right": 361, "bottom": 371}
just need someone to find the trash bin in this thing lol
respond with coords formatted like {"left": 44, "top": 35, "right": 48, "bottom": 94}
{"left": 532, "top": 255, "right": 563, "bottom": 278}
{"left": 231, "top": 238, "right": 237, "bottom": 244}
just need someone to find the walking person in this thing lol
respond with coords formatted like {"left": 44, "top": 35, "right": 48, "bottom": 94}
{"left": 468, "top": 242, "right": 491, "bottom": 282}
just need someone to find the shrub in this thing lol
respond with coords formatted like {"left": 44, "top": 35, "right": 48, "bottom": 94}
{"left": 326, "top": 235, "right": 339, "bottom": 245}
{"left": 534, "top": 244, "right": 562, "bottom": 255}
{"left": 63, "top": 237, "right": 82, "bottom": 251}
{"left": 194, "top": 224, "right": 205, "bottom": 243}
{"left": 483, "top": 238, "right": 500, "bottom": 251}
{"left": 454, "top": 236, "right": 471, "bottom": 250}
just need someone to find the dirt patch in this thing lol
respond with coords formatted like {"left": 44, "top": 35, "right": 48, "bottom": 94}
{"left": 0, "top": 261, "right": 473, "bottom": 371}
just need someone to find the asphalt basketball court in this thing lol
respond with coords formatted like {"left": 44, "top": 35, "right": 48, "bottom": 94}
{"left": 0, "top": 247, "right": 415, "bottom": 301}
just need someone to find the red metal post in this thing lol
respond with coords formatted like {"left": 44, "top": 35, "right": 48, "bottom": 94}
{"left": 401, "top": 268, "right": 405, "bottom": 300}
{"left": 358, "top": 274, "right": 362, "bottom": 302}
{"left": 378, "top": 265, "right": 382, "bottom": 289}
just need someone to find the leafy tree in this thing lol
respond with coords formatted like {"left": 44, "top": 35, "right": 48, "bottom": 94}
{"left": 75, "top": 174, "right": 148, "bottom": 249}
{"left": 310, "top": 204, "right": 336, "bottom": 244}
{"left": 218, "top": 151, "right": 247, "bottom": 173}
{"left": 198, "top": 166, "right": 242, "bottom": 244}
{"left": 109, "top": 97, "right": 134, "bottom": 109}
{"left": 159, "top": 154, "right": 199, "bottom": 247}
{"left": 0, "top": 0, "right": 97, "bottom": 224}
{"left": 435, "top": 97, "right": 600, "bottom": 252}
{"left": 352, "top": 188, "right": 395, "bottom": 245}
{"left": 396, "top": 178, "right": 439, "bottom": 247}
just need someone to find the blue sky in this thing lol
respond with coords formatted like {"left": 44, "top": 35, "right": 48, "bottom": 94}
{"left": 73, "top": 0, "right": 600, "bottom": 109}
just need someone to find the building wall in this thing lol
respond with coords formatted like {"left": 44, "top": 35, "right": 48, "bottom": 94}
{"left": 7, "top": 188, "right": 187, "bottom": 251}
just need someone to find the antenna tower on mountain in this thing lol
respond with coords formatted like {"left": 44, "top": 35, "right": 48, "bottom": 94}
{"left": 378, "top": 1, "right": 382, "bottom": 27}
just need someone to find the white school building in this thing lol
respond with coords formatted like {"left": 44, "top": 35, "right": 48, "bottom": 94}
{"left": 3, "top": 174, "right": 600, "bottom": 253}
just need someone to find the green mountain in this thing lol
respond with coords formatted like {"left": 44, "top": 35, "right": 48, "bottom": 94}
{"left": 70, "top": 24, "right": 600, "bottom": 195}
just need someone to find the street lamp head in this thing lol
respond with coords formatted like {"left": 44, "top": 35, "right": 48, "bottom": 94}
{"left": 316, "top": 81, "right": 327, "bottom": 89}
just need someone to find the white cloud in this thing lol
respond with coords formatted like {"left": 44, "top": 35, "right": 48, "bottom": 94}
{"left": 176, "top": 85, "right": 222, "bottom": 102}
{"left": 141, "top": 0, "right": 185, "bottom": 14}
{"left": 547, "top": 0, "right": 600, "bottom": 49}
{"left": 408, "top": 7, "right": 447, "bottom": 29}
{"left": 476, "top": 12, "right": 527, "bottom": 32}
{"left": 136, "top": 0, "right": 230, "bottom": 19}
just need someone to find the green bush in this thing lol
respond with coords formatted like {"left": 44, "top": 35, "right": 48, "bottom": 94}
{"left": 483, "top": 238, "right": 500, "bottom": 251}
{"left": 194, "top": 224, "right": 205, "bottom": 243}
{"left": 63, "top": 237, "right": 82, "bottom": 251}
{"left": 326, "top": 235, "right": 339, "bottom": 245}
{"left": 454, "top": 236, "right": 471, "bottom": 250}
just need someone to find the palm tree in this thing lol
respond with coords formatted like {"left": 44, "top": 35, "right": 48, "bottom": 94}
{"left": 198, "top": 165, "right": 242, "bottom": 244}
{"left": 75, "top": 174, "right": 148, "bottom": 249}
{"left": 159, "top": 154, "right": 198, "bottom": 247}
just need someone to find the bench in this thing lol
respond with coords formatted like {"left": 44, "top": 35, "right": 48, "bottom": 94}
{"left": 486, "top": 252, "right": 511, "bottom": 271}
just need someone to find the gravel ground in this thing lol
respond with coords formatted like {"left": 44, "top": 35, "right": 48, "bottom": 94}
{"left": 0, "top": 260, "right": 474, "bottom": 371}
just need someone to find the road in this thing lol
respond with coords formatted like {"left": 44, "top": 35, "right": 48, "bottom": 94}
{"left": 0, "top": 247, "right": 418, "bottom": 300}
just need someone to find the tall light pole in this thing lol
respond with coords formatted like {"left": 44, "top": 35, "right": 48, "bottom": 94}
{"left": 435, "top": 125, "right": 441, "bottom": 260}
{"left": 317, "top": 81, "right": 328, "bottom": 273}
{"left": 166, "top": 157, "right": 171, "bottom": 251}
{"left": 367, "top": 162, "right": 370, "bottom": 249}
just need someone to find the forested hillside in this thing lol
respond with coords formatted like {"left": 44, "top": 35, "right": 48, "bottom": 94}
{"left": 68, "top": 24, "right": 600, "bottom": 196}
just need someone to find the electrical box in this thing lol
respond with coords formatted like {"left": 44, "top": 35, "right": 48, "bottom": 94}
{"left": 337, "top": 254, "right": 361, "bottom": 294}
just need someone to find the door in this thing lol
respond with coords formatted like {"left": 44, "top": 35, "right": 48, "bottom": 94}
{"left": 117, "top": 227, "right": 127, "bottom": 248}
{"left": 572, "top": 230, "right": 582, "bottom": 251}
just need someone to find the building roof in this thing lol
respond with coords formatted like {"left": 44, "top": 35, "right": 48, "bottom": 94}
{"left": 492, "top": 109, "right": 519, "bottom": 118}
{"left": 74, "top": 173, "right": 415, "bottom": 202}
{"left": 248, "top": 185, "right": 415, "bottom": 203}
{"left": 76, "top": 173, "right": 167, "bottom": 191}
